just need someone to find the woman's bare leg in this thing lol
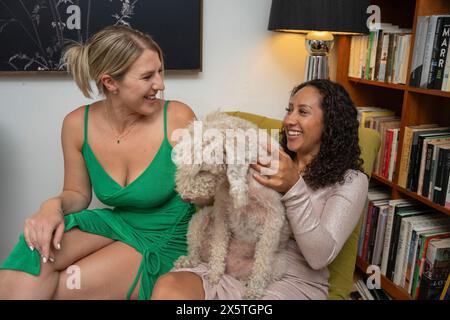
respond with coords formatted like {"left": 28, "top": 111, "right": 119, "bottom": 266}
{"left": 53, "top": 241, "right": 142, "bottom": 300}
{"left": 151, "top": 271, "right": 205, "bottom": 300}
{"left": 0, "top": 228, "right": 114, "bottom": 299}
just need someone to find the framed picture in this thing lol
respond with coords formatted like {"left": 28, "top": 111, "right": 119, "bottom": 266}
{"left": 0, "top": 0, "right": 202, "bottom": 73}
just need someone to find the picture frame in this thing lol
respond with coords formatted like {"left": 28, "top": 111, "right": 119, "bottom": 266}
{"left": 0, "top": 0, "right": 202, "bottom": 74}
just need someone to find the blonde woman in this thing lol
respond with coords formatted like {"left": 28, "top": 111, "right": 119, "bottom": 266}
{"left": 0, "top": 25, "right": 196, "bottom": 300}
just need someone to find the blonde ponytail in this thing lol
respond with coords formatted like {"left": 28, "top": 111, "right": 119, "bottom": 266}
{"left": 63, "top": 43, "right": 93, "bottom": 98}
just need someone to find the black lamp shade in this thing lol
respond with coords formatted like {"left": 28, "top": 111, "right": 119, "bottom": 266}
{"left": 268, "top": 0, "right": 370, "bottom": 34}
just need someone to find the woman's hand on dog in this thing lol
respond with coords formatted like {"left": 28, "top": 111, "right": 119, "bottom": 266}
{"left": 251, "top": 147, "right": 300, "bottom": 194}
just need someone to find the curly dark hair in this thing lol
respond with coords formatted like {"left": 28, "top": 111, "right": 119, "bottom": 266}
{"left": 281, "top": 79, "right": 364, "bottom": 190}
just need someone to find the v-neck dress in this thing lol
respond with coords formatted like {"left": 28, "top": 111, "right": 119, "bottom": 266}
{"left": 0, "top": 100, "right": 196, "bottom": 300}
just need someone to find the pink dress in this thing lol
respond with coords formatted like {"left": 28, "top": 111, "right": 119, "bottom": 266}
{"left": 172, "top": 170, "right": 368, "bottom": 299}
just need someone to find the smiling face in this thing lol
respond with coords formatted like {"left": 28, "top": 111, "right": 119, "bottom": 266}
{"left": 283, "top": 85, "right": 324, "bottom": 159}
{"left": 115, "top": 49, "right": 165, "bottom": 113}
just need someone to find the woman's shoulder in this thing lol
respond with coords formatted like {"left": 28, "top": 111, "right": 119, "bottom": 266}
{"left": 167, "top": 100, "right": 196, "bottom": 128}
{"left": 63, "top": 105, "right": 88, "bottom": 129}
{"left": 330, "top": 169, "right": 369, "bottom": 199}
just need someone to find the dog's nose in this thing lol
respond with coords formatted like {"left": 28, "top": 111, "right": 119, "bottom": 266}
{"left": 181, "top": 197, "right": 192, "bottom": 203}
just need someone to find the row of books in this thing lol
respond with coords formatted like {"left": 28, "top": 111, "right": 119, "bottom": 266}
{"left": 357, "top": 107, "right": 400, "bottom": 181}
{"left": 352, "top": 276, "right": 392, "bottom": 300}
{"left": 358, "top": 187, "right": 450, "bottom": 299}
{"left": 348, "top": 23, "right": 412, "bottom": 84}
{"left": 410, "top": 15, "right": 450, "bottom": 91}
{"left": 398, "top": 124, "right": 450, "bottom": 208}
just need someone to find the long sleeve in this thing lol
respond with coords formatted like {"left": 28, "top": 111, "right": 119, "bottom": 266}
{"left": 281, "top": 171, "right": 368, "bottom": 270}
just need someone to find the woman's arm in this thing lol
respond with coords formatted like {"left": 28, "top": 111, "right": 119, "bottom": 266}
{"left": 24, "top": 106, "right": 92, "bottom": 261}
{"left": 281, "top": 172, "right": 368, "bottom": 270}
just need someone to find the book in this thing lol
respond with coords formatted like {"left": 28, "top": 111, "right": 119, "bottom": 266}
{"left": 372, "top": 204, "right": 390, "bottom": 266}
{"left": 406, "top": 221, "right": 450, "bottom": 293}
{"left": 420, "top": 15, "right": 450, "bottom": 88}
{"left": 380, "top": 199, "right": 415, "bottom": 276}
{"left": 423, "top": 140, "right": 450, "bottom": 198}
{"left": 433, "top": 17, "right": 450, "bottom": 90}
{"left": 429, "top": 142, "right": 450, "bottom": 201}
{"left": 392, "top": 208, "right": 435, "bottom": 284}
{"left": 402, "top": 215, "right": 450, "bottom": 291}
{"left": 410, "top": 16, "right": 430, "bottom": 87}
{"left": 411, "top": 229, "right": 450, "bottom": 298}
{"left": 440, "top": 273, "right": 450, "bottom": 299}
{"left": 407, "top": 127, "right": 450, "bottom": 192}
{"left": 388, "top": 128, "right": 400, "bottom": 181}
{"left": 432, "top": 144, "right": 450, "bottom": 205}
{"left": 386, "top": 203, "right": 426, "bottom": 280}
{"left": 418, "top": 135, "right": 450, "bottom": 196}
{"left": 398, "top": 124, "right": 439, "bottom": 188}
{"left": 418, "top": 237, "right": 450, "bottom": 299}
{"left": 408, "top": 129, "right": 450, "bottom": 192}
{"left": 427, "top": 16, "right": 450, "bottom": 89}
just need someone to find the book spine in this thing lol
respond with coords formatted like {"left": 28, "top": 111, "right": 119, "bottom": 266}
{"left": 433, "top": 18, "right": 450, "bottom": 89}
{"left": 422, "top": 142, "right": 436, "bottom": 197}
{"left": 410, "top": 16, "right": 430, "bottom": 87}
{"left": 393, "top": 219, "right": 409, "bottom": 284}
{"left": 442, "top": 45, "right": 450, "bottom": 90}
{"left": 435, "top": 148, "right": 450, "bottom": 205}
{"left": 362, "top": 202, "right": 375, "bottom": 261}
{"left": 387, "top": 212, "right": 402, "bottom": 280}
{"left": 398, "top": 126, "right": 414, "bottom": 188}
{"left": 389, "top": 129, "right": 400, "bottom": 181}
{"left": 381, "top": 205, "right": 395, "bottom": 275}
{"left": 420, "top": 16, "right": 439, "bottom": 88}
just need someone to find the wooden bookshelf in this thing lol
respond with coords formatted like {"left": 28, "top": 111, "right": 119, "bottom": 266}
{"left": 356, "top": 257, "right": 412, "bottom": 300}
{"left": 337, "top": 0, "right": 450, "bottom": 300}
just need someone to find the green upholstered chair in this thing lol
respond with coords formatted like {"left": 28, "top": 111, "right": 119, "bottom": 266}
{"left": 226, "top": 111, "right": 381, "bottom": 300}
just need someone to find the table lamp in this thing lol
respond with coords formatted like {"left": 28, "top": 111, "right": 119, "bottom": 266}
{"left": 268, "top": 0, "right": 369, "bottom": 81}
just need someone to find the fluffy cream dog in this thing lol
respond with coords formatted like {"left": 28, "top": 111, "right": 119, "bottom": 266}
{"left": 172, "top": 112, "right": 289, "bottom": 299}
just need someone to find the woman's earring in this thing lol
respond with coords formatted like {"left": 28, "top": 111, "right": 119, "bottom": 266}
{"left": 113, "top": 90, "right": 118, "bottom": 95}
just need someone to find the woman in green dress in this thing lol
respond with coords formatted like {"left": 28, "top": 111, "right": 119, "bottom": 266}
{"left": 0, "top": 25, "right": 196, "bottom": 300}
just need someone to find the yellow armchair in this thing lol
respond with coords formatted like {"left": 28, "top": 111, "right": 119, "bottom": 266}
{"left": 226, "top": 111, "right": 381, "bottom": 300}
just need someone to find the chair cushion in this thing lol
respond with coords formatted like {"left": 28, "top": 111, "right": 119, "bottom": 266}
{"left": 226, "top": 111, "right": 380, "bottom": 300}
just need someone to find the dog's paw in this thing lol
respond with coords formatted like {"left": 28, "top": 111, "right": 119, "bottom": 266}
{"left": 243, "top": 288, "right": 263, "bottom": 300}
{"left": 174, "top": 255, "right": 197, "bottom": 269}
{"left": 207, "top": 272, "right": 222, "bottom": 285}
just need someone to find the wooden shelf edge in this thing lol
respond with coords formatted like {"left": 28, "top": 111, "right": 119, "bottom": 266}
{"left": 407, "top": 86, "right": 450, "bottom": 98}
{"left": 369, "top": 174, "right": 450, "bottom": 216}
{"left": 395, "top": 186, "right": 450, "bottom": 216}
{"left": 348, "top": 77, "right": 407, "bottom": 91}
{"left": 371, "top": 173, "right": 395, "bottom": 188}
{"left": 355, "top": 257, "right": 412, "bottom": 300}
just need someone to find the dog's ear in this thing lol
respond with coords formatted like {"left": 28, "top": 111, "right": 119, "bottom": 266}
{"left": 224, "top": 127, "right": 250, "bottom": 209}
{"left": 226, "top": 164, "right": 249, "bottom": 209}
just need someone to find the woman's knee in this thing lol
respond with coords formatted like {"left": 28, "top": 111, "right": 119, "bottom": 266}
{"left": 152, "top": 271, "right": 205, "bottom": 300}
{"left": 152, "top": 272, "right": 181, "bottom": 300}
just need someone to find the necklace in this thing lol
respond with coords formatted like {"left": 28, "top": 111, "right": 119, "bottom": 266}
{"left": 104, "top": 105, "right": 141, "bottom": 144}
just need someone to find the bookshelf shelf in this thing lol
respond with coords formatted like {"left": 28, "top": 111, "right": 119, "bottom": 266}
{"left": 348, "top": 77, "right": 407, "bottom": 91}
{"left": 337, "top": 0, "right": 450, "bottom": 300}
{"left": 371, "top": 173, "right": 395, "bottom": 188}
{"left": 356, "top": 257, "right": 412, "bottom": 300}
{"left": 407, "top": 86, "right": 450, "bottom": 98}
{"left": 371, "top": 174, "right": 450, "bottom": 216}
{"left": 395, "top": 186, "right": 450, "bottom": 216}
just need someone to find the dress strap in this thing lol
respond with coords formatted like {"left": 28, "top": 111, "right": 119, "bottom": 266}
{"left": 84, "top": 105, "right": 90, "bottom": 144}
{"left": 163, "top": 100, "right": 169, "bottom": 141}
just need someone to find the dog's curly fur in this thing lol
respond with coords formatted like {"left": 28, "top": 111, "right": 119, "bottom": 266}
{"left": 173, "top": 112, "right": 289, "bottom": 299}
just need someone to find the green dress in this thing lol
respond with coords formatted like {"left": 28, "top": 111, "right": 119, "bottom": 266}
{"left": 0, "top": 101, "right": 195, "bottom": 300}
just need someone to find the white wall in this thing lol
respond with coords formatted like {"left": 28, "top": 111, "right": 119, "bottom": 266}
{"left": 0, "top": 0, "right": 336, "bottom": 260}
